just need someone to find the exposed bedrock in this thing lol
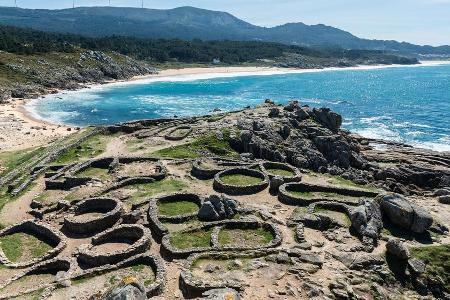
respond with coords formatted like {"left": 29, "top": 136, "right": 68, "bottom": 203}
{"left": 197, "top": 194, "right": 238, "bottom": 222}
{"left": 349, "top": 198, "right": 383, "bottom": 251}
{"left": 380, "top": 193, "right": 433, "bottom": 234}
{"left": 232, "top": 101, "right": 450, "bottom": 193}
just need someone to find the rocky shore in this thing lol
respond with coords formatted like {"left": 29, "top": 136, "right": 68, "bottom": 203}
{"left": 0, "top": 50, "right": 157, "bottom": 103}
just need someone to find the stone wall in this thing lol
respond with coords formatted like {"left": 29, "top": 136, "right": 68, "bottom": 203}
{"left": 63, "top": 198, "right": 123, "bottom": 234}
{"left": 213, "top": 167, "right": 269, "bottom": 196}
{"left": 278, "top": 182, "right": 378, "bottom": 206}
{"left": 76, "top": 224, "right": 151, "bottom": 268}
{"left": 160, "top": 219, "right": 282, "bottom": 259}
{"left": 0, "top": 220, "right": 67, "bottom": 268}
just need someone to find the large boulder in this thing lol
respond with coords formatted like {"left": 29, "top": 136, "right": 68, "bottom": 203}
{"left": 198, "top": 194, "right": 238, "bottom": 221}
{"left": 386, "top": 238, "right": 410, "bottom": 260}
{"left": 380, "top": 194, "right": 433, "bottom": 234}
{"left": 349, "top": 198, "right": 383, "bottom": 250}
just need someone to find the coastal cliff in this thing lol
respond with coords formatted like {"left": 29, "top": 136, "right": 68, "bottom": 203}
{"left": 0, "top": 50, "right": 157, "bottom": 103}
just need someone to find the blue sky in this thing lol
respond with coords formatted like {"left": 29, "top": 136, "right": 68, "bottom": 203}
{"left": 1, "top": 0, "right": 449, "bottom": 46}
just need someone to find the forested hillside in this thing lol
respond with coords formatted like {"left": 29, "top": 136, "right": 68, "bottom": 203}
{"left": 0, "top": 25, "right": 416, "bottom": 65}
{"left": 0, "top": 6, "right": 449, "bottom": 56}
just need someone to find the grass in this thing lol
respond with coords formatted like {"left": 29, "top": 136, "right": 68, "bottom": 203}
{"left": 314, "top": 207, "right": 351, "bottom": 227}
{"left": 410, "top": 245, "right": 450, "bottom": 290}
{"left": 153, "top": 130, "right": 239, "bottom": 159}
{"left": 128, "top": 179, "right": 188, "bottom": 203}
{"left": 218, "top": 228, "right": 274, "bottom": 246}
{"left": 76, "top": 167, "right": 111, "bottom": 181}
{"left": 157, "top": 200, "right": 199, "bottom": 216}
{"left": 170, "top": 229, "right": 212, "bottom": 249}
{"left": 220, "top": 174, "right": 263, "bottom": 186}
{"left": 53, "top": 134, "right": 111, "bottom": 164}
{"left": 0, "top": 146, "right": 46, "bottom": 177}
{"left": 265, "top": 168, "right": 295, "bottom": 177}
{"left": 0, "top": 232, "right": 53, "bottom": 262}
{"left": 126, "top": 138, "right": 147, "bottom": 153}
{"left": 308, "top": 171, "right": 379, "bottom": 192}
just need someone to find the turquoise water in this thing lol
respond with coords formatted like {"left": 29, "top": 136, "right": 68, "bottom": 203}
{"left": 28, "top": 64, "right": 450, "bottom": 151}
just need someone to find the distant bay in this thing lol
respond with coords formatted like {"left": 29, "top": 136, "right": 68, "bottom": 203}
{"left": 27, "top": 63, "right": 450, "bottom": 152}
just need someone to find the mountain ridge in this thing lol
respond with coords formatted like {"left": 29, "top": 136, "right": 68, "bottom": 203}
{"left": 0, "top": 6, "right": 449, "bottom": 55}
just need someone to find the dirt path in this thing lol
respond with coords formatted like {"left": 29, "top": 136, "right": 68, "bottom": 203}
{"left": 0, "top": 178, "right": 45, "bottom": 226}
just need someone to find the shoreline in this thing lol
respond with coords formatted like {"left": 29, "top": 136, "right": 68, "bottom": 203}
{"left": 1, "top": 61, "right": 450, "bottom": 152}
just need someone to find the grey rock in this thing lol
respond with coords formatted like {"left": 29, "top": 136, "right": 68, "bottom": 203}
{"left": 268, "top": 107, "right": 280, "bottom": 118}
{"left": 411, "top": 206, "right": 434, "bottom": 234}
{"left": 433, "top": 188, "right": 450, "bottom": 196}
{"left": 408, "top": 258, "right": 426, "bottom": 275}
{"left": 333, "top": 252, "right": 384, "bottom": 270}
{"left": 269, "top": 175, "right": 284, "bottom": 193}
{"left": 380, "top": 193, "right": 433, "bottom": 233}
{"left": 386, "top": 238, "right": 410, "bottom": 260}
{"left": 438, "top": 195, "right": 450, "bottom": 204}
{"left": 198, "top": 194, "right": 238, "bottom": 221}
{"left": 200, "top": 288, "right": 240, "bottom": 300}
{"left": 122, "top": 210, "right": 142, "bottom": 224}
{"left": 276, "top": 252, "right": 291, "bottom": 264}
{"left": 198, "top": 202, "right": 220, "bottom": 221}
{"left": 101, "top": 283, "right": 146, "bottom": 300}
{"left": 310, "top": 107, "right": 342, "bottom": 132}
{"left": 349, "top": 198, "right": 383, "bottom": 249}
{"left": 284, "top": 100, "right": 300, "bottom": 112}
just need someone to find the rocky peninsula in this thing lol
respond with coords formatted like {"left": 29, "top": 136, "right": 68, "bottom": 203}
{"left": 0, "top": 100, "right": 448, "bottom": 300}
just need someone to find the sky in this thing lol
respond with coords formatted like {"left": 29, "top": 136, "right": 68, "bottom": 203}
{"left": 1, "top": 0, "right": 449, "bottom": 46}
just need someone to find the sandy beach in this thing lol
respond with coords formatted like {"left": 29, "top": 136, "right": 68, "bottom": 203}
{"left": 0, "top": 100, "right": 73, "bottom": 152}
{"left": 1, "top": 62, "right": 449, "bottom": 152}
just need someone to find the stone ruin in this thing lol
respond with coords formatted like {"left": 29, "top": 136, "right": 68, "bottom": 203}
{"left": 0, "top": 102, "right": 448, "bottom": 299}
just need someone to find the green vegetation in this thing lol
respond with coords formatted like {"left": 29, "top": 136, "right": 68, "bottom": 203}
{"left": 170, "top": 229, "right": 212, "bottom": 249}
{"left": 157, "top": 201, "right": 199, "bottom": 216}
{"left": 76, "top": 167, "right": 111, "bottom": 181}
{"left": 308, "top": 171, "right": 380, "bottom": 192}
{"left": 0, "top": 232, "right": 53, "bottom": 262}
{"left": 313, "top": 207, "right": 351, "bottom": 227}
{"left": 410, "top": 245, "right": 450, "bottom": 290}
{"left": 54, "top": 134, "right": 110, "bottom": 164}
{"left": 218, "top": 228, "right": 274, "bottom": 247}
{"left": 128, "top": 179, "right": 188, "bottom": 203}
{"left": 153, "top": 130, "right": 238, "bottom": 159}
{"left": 0, "top": 23, "right": 419, "bottom": 64}
{"left": 0, "top": 146, "right": 45, "bottom": 177}
{"left": 266, "top": 168, "right": 295, "bottom": 177}
{"left": 220, "top": 174, "right": 263, "bottom": 186}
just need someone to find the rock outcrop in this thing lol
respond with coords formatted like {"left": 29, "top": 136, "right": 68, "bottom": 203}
{"left": 380, "top": 193, "right": 433, "bottom": 234}
{"left": 349, "top": 198, "right": 383, "bottom": 250}
{"left": 197, "top": 194, "right": 238, "bottom": 221}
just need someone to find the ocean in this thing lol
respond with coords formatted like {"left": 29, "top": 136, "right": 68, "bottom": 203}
{"left": 27, "top": 63, "right": 450, "bottom": 152}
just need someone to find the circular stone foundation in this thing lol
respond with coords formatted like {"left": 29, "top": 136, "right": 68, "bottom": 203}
{"left": 278, "top": 182, "right": 378, "bottom": 206}
{"left": 164, "top": 126, "right": 193, "bottom": 141}
{"left": 259, "top": 161, "right": 302, "bottom": 182}
{"left": 63, "top": 198, "right": 123, "bottom": 235}
{"left": 213, "top": 168, "right": 269, "bottom": 195}
{"left": 191, "top": 158, "right": 249, "bottom": 180}
{"left": 76, "top": 224, "right": 151, "bottom": 268}
{"left": 0, "top": 220, "right": 66, "bottom": 268}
